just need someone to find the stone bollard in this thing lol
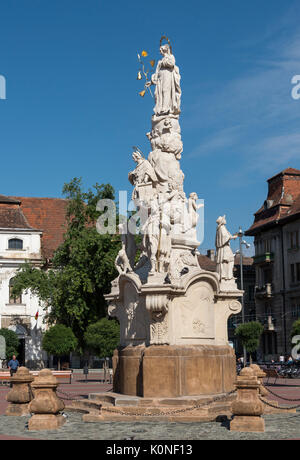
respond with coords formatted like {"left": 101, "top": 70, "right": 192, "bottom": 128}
{"left": 6, "top": 367, "right": 34, "bottom": 416}
{"left": 250, "top": 364, "right": 269, "bottom": 398}
{"left": 230, "top": 367, "right": 265, "bottom": 433}
{"left": 28, "top": 369, "right": 65, "bottom": 431}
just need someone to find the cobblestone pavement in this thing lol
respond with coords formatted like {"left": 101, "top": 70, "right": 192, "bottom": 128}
{"left": 0, "top": 372, "right": 113, "bottom": 416}
{"left": 0, "top": 411, "right": 299, "bottom": 440}
{"left": 0, "top": 375, "right": 299, "bottom": 440}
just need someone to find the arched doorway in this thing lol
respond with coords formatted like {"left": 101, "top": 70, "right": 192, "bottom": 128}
{"left": 8, "top": 324, "right": 28, "bottom": 366}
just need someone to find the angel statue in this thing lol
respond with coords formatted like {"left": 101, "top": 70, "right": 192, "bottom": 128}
{"left": 145, "top": 39, "right": 181, "bottom": 117}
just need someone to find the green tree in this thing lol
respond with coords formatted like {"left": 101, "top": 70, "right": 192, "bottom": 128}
{"left": 0, "top": 328, "right": 19, "bottom": 360}
{"left": 291, "top": 319, "right": 300, "bottom": 340}
{"left": 84, "top": 318, "right": 120, "bottom": 360}
{"left": 235, "top": 321, "right": 264, "bottom": 364}
{"left": 42, "top": 324, "right": 78, "bottom": 370}
{"left": 11, "top": 178, "right": 121, "bottom": 349}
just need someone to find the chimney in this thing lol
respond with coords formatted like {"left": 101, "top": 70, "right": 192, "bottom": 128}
{"left": 207, "top": 249, "right": 215, "bottom": 261}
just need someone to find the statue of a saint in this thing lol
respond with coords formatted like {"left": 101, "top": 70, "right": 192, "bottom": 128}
{"left": 215, "top": 216, "right": 237, "bottom": 282}
{"left": 183, "top": 193, "right": 203, "bottom": 240}
{"left": 141, "top": 196, "right": 172, "bottom": 274}
{"left": 146, "top": 44, "right": 181, "bottom": 117}
{"left": 115, "top": 249, "right": 132, "bottom": 275}
{"left": 119, "top": 223, "right": 136, "bottom": 270}
{"left": 128, "top": 151, "right": 158, "bottom": 200}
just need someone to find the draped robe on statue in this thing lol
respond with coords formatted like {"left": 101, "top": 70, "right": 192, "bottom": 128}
{"left": 215, "top": 224, "right": 235, "bottom": 281}
{"left": 151, "top": 54, "right": 181, "bottom": 116}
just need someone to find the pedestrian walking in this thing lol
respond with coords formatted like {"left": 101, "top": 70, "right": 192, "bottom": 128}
{"left": 8, "top": 355, "right": 19, "bottom": 388}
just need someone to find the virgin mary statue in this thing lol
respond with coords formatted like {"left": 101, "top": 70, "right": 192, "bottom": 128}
{"left": 146, "top": 44, "right": 181, "bottom": 117}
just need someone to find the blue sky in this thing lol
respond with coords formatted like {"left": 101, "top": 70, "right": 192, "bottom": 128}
{"left": 1, "top": 0, "right": 300, "bottom": 253}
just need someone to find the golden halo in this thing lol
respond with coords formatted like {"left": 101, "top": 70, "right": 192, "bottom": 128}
{"left": 160, "top": 35, "right": 172, "bottom": 54}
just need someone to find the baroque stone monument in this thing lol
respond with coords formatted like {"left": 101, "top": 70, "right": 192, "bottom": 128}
{"left": 105, "top": 37, "right": 242, "bottom": 399}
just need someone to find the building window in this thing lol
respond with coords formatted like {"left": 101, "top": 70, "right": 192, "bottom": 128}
{"left": 297, "top": 263, "right": 300, "bottom": 282}
{"left": 9, "top": 278, "right": 22, "bottom": 305}
{"left": 291, "top": 263, "right": 300, "bottom": 283}
{"left": 264, "top": 240, "right": 271, "bottom": 253}
{"left": 292, "top": 303, "right": 300, "bottom": 319}
{"left": 291, "top": 264, "right": 296, "bottom": 283}
{"left": 290, "top": 231, "right": 299, "bottom": 249}
{"left": 248, "top": 286, "right": 255, "bottom": 301}
{"left": 8, "top": 238, "right": 23, "bottom": 250}
{"left": 263, "top": 268, "right": 272, "bottom": 284}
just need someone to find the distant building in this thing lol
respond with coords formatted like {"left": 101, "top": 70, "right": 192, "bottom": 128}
{"left": 230, "top": 255, "right": 256, "bottom": 355}
{"left": 245, "top": 168, "right": 300, "bottom": 360}
{"left": 198, "top": 250, "right": 256, "bottom": 355}
{"left": 0, "top": 195, "right": 67, "bottom": 368}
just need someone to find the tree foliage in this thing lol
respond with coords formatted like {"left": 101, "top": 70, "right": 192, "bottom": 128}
{"left": 42, "top": 324, "right": 78, "bottom": 357}
{"left": 0, "top": 328, "right": 19, "bottom": 360}
{"left": 291, "top": 319, "right": 300, "bottom": 342}
{"left": 11, "top": 178, "right": 121, "bottom": 348}
{"left": 235, "top": 321, "right": 264, "bottom": 356}
{"left": 84, "top": 318, "right": 120, "bottom": 359}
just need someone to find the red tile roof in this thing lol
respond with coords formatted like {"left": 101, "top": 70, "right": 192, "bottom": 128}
{"left": 0, "top": 195, "right": 21, "bottom": 205}
{"left": 246, "top": 168, "right": 300, "bottom": 235}
{"left": 198, "top": 253, "right": 254, "bottom": 271}
{"left": 13, "top": 197, "right": 68, "bottom": 259}
{"left": 0, "top": 204, "right": 34, "bottom": 230}
{"left": 198, "top": 254, "right": 217, "bottom": 271}
{"left": 234, "top": 255, "right": 254, "bottom": 266}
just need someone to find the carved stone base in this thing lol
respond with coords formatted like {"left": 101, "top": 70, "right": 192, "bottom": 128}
{"left": 5, "top": 403, "right": 31, "bottom": 417}
{"left": 28, "top": 414, "right": 66, "bottom": 431}
{"left": 230, "top": 416, "right": 265, "bottom": 433}
{"left": 113, "top": 344, "right": 236, "bottom": 398}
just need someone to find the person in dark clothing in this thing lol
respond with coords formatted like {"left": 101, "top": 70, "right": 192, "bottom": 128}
{"left": 8, "top": 355, "right": 19, "bottom": 388}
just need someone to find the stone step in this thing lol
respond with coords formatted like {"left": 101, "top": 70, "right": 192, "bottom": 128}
{"left": 88, "top": 392, "right": 234, "bottom": 408}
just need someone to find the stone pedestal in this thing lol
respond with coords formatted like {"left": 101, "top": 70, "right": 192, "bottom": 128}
{"left": 114, "top": 344, "right": 236, "bottom": 398}
{"left": 28, "top": 414, "right": 66, "bottom": 431}
{"left": 6, "top": 367, "right": 34, "bottom": 416}
{"left": 250, "top": 364, "right": 269, "bottom": 398}
{"left": 108, "top": 268, "right": 242, "bottom": 400}
{"left": 28, "top": 369, "right": 65, "bottom": 431}
{"left": 230, "top": 367, "right": 265, "bottom": 433}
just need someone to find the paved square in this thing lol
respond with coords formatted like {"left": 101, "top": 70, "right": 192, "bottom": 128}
{"left": 0, "top": 375, "right": 299, "bottom": 440}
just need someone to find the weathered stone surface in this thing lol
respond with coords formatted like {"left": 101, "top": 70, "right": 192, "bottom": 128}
{"left": 73, "top": 391, "right": 235, "bottom": 423}
{"left": 28, "top": 414, "right": 65, "bottom": 431}
{"left": 250, "top": 364, "right": 269, "bottom": 398}
{"left": 28, "top": 369, "right": 65, "bottom": 431}
{"left": 230, "top": 367, "right": 265, "bottom": 433}
{"left": 114, "top": 344, "right": 236, "bottom": 398}
{"left": 6, "top": 367, "right": 34, "bottom": 417}
{"left": 230, "top": 415, "right": 265, "bottom": 433}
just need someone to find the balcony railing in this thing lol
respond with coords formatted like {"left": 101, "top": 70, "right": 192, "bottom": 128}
{"left": 260, "top": 315, "right": 276, "bottom": 331}
{"left": 255, "top": 283, "right": 273, "bottom": 298}
{"left": 253, "top": 252, "right": 274, "bottom": 264}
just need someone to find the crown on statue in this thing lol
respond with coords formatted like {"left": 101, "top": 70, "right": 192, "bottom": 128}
{"left": 160, "top": 35, "right": 172, "bottom": 54}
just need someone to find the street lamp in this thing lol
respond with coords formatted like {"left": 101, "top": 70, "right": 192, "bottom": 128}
{"left": 236, "top": 227, "right": 250, "bottom": 366}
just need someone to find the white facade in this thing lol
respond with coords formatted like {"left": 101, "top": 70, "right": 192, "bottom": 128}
{"left": 0, "top": 228, "right": 47, "bottom": 368}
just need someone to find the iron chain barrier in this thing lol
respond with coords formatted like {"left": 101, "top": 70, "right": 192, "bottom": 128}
{"left": 57, "top": 388, "right": 237, "bottom": 416}
{"left": 264, "top": 386, "right": 300, "bottom": 402}
{"left": 259, "top": 395, "right": 300, "bottom": 411}
{"left": 100, "top": 389, "right": 237, "bottom": 418}
{"left": 57, "top": 388, "right": 87, "bottom": 401}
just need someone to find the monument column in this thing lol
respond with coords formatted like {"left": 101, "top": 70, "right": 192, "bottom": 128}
{"left": 105, "top": 37, "right": 242, "bottom": 398}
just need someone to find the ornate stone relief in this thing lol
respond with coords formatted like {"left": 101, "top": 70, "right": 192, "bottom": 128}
{"left": 105, "top": 38, "right": 243, "bottom": 349}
